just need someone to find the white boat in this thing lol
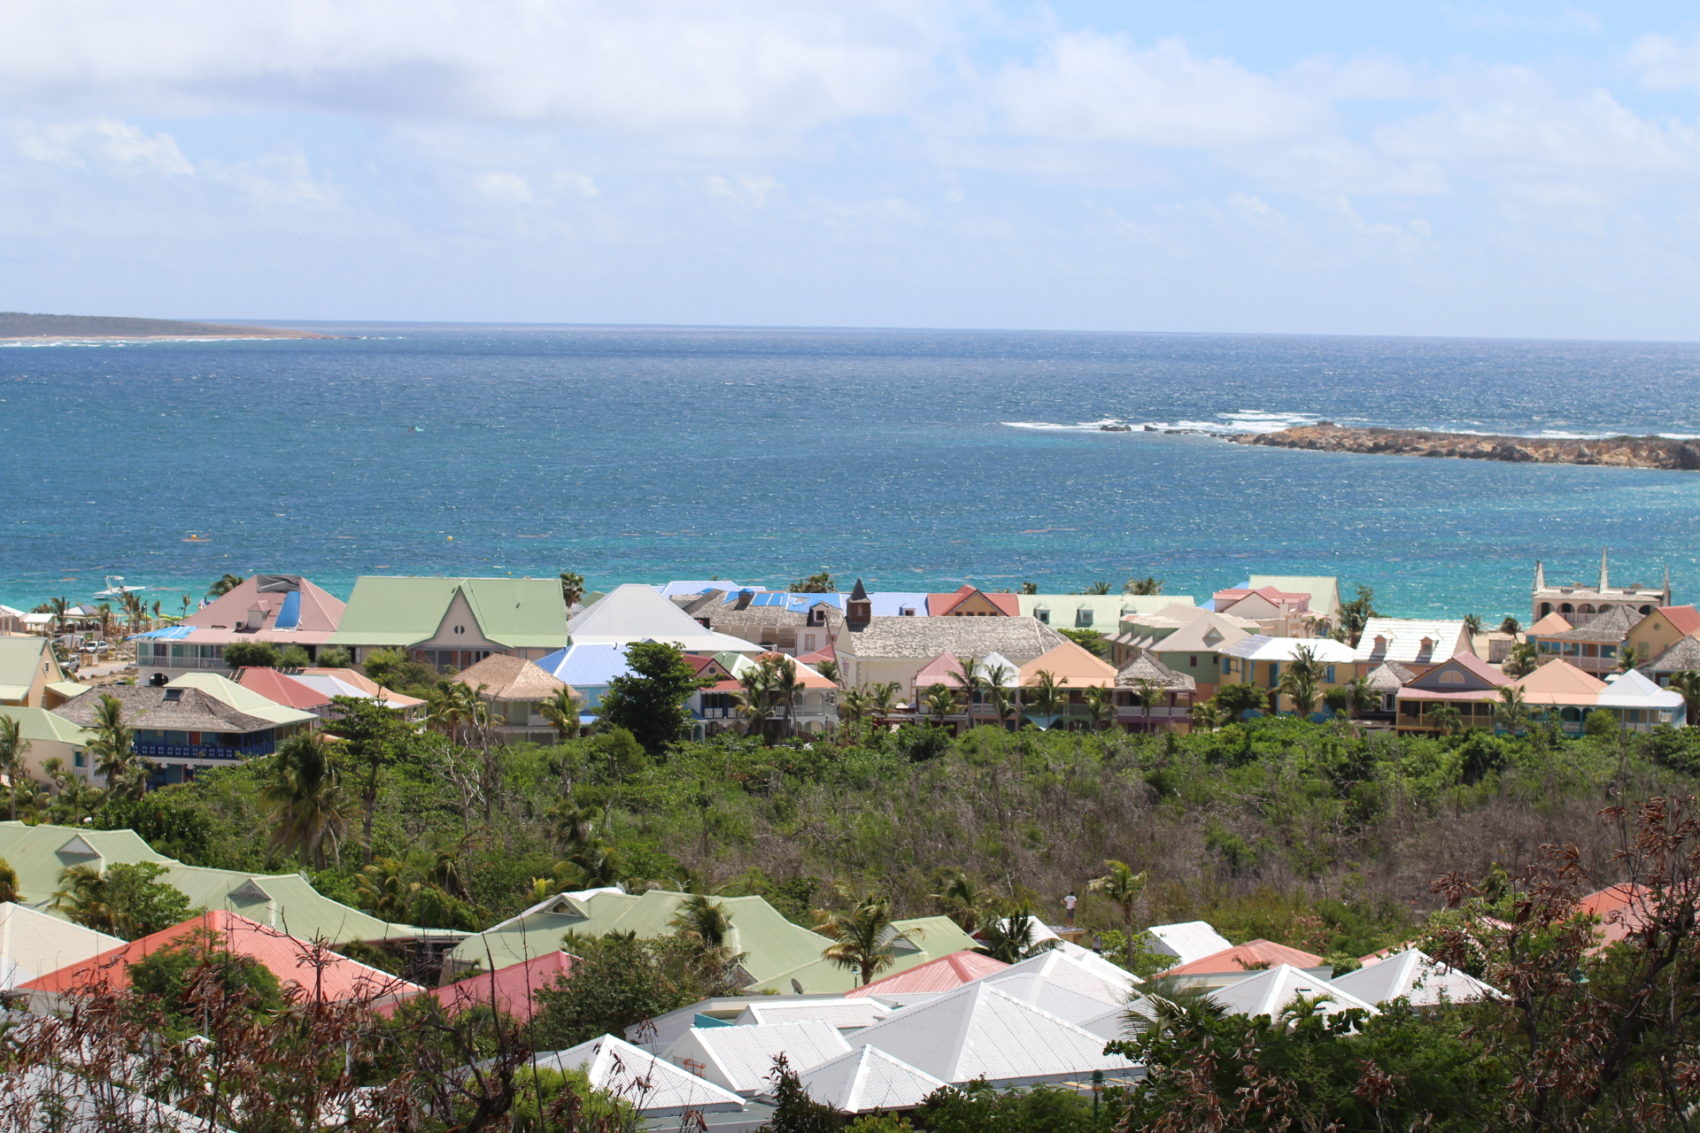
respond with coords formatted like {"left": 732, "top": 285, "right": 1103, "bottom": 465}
{"left": 93, "top": 575, "right": 147, "bottom": 600}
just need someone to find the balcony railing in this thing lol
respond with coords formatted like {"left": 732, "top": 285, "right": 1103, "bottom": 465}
{"left": 136, "top": 740, "right": 271, "bottom": 762}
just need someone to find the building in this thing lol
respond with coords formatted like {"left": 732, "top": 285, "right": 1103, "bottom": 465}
{"left": 1016, "top": 593, "right": 1190, "bottom": 635}
{"left": 0, "top": 636, "right": 85, "bottom": 710}
{"left": 1246, "top": 575, "right": 1342, "bottom": 625}
{"left": 133, "top": 574, "right": 345, "bottom": 681}
{"left": 1211, "top": 585, "right": 1314, "bottom": 637}
{"left": 1529, "top": 603, "right": 1639, "bottom": 675}
{"left": 678, "top": 589, "right": 843, "bottom": 656}
{"left": 568, "top": 584, "right": 764, "bottom": 654}
{"left": 448, "top": 653, "right": 574, "bottom": 744}
{"left": 1114, "top": 652, "right": 1197, "bottom": 731}
{"left": 1217, "top": 636, "right": 1356, "bottom": 714}
{"left": 925, "top": 585, "right": 1020, "bottom": 617}
{"left": 1531, "top": 553, "right": 1670, "bottom": 625}
{"left": 1394, "top": 654, "right": 1510, "bottom": 734}
{"left": 1352, "top": 618, "right": 1475, "bottom": 675}
{"left": 329, "top": 576, "right": 568, "bottom": 670}
{"left": 1624, "top": 606, "right": 1700, "bottom": 667}
{"left": 0, "top": 706, "right": 95, "bottom": 782}
{"left": 1111, "top": 606, "right": 1258, "bottom": 699}
{"left": 1016, "top": 642, "right": 1118, "bottom": 729}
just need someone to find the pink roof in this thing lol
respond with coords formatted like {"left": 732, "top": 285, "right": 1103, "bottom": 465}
{"left": 754, "top": 653, "right": 837, "bottom": 689}
{"left": 234, "top": 667, "right": 332, "bottom": 711}
{"left": 1397, "top": 652, "right": 1510, "bottom": 701}
{"left": 1017, "top": 641, "right": 1118, "bottom": 688}
{"left": 1213, "top": 586, "right": 1310, "bottom": 610}
{"left": 913, "top": 651, "right": 969, "bottom": 688}
{"left": 796, "top": 643, "right": 836, "bottom": 664}
{"left": 22, "top": 910, "right": 418, "bottom": 1002}
{"left": 1158, "top": 939, "right": 1325, "bottom": 976}
{"left": 1512, "top": 657, "right": 1608, "bottom": 704}
{"left": 182, "top": 575, "right": 346, "bottom": 644}
{"left": 1528, "top": 612, "right": 1574, "bottom": 635}
{"left": 926, "top": 586, "right": 1020, "bottom": 617}
{"left": 1656, "top": 606, "right": 1700, "bottom": 637}
{"left": 844, "top": 950, "right": 1008, "bottom": 997}
{"left": 379, "top": 951, "right": 575, "bottom": 1022}
{"left": 301, "top": 667, "right": 427, "bottom": 709}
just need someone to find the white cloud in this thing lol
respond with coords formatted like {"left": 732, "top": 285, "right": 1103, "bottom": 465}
{"left": 550, "top": 172, "right": 599, "bottom": 198}
{"left": 204, "top": 149, "right": 337, "bottom": 207}
{"left": 13, "top": 118, "right": 193, "bottom": 175}
{"left": 0, "top": 1, "right": 947, "bottom": 134}
{"left": 995, "top": 33, "right": 1321, "bottom": 146}
{"left": 1628, "top": 32, "right": 1700, "bottom": 92}
{"left": 707, "top": 174, "right": 781, "bottom": 208}
{"left": 474, "top": 171, "right": 536, "bottom": 204}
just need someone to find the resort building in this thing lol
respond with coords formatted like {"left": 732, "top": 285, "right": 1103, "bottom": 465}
{"left": 1352, "top": 618, "right": 1475, "bottom": 676}
{"left": 1623, "top": 606, "right": 1700, "bottom": 666}
{"left": 329, "top": 576, "right": 568, "bottom": 671}
{"left": 448, "top": 653, "right": 574, "bottom": 745}
{"left": 567, "top": 583, "right": 763, "bottom": 654}
{"left": 1111, "top": 606, "right": 1258, "bottom": 699}
{"left": 133, "top": 574, "right": 345, "bottom": 681}
{"left": 1398, "top": 657, "right": 1682, "bottom": 736}
{"left": 1528, "top": 604, "right": 1638, "bottom": 675}
{"left": 1646, "top": 636, "right": 1700, "bottom": 687}
{"left": 926, "top": 585, "right": 1019, "bottom": 617}
{"left": 1217, "top": 635, "right": 1356, "bottom": 714}
{"left": 1531, "top": 553, "right": 1671, "bottom": 624}
{"left": 677, "top": 588, "right": 843, "bottom": 656}
{"left": 1247, "top": 574, "right": 1342, "bottom": 626}
{"left": 1114, "top": 651, "right": 1197, "bottom": 732}
{"left": 1017, "top": 593, "right": 1191, "bottom": 633}
{"left": 1015, "top": 641, "right": 1118, "bottom": 729}
{"left": 0, "top": 706, "right": 93, "bottom": 782}
{"left": 1394, "top": 654, "right": 1510, "bottom": 734}
{"left": 0, "top": 636, "right": 85, "bottom": 709}
{"left": 1210, "top": 585, "right": 1313, "bottom": 637}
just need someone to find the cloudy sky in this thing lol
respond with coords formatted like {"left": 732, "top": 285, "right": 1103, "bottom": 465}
{"left": 3, "top": 1, "right": 1697, "bottom": 339}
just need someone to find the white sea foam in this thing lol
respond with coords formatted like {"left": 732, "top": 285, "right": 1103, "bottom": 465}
{"left": 1002, "top": 409, "right": 1326, "bottom": 436}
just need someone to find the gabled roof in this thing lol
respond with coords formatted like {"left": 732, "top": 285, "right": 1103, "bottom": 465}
{"left": 1527, "top": 611, "right": 1574, "bottom": 635}
{"left": 1648, "top": 635, "right": 1700, "bottom": 674}
{"left": 234, "top": 667, "right": 332, "bottom": 712}
{"left": 733, "top": 998, "right": 890, "bottom": 1030}
{"left": 1147, "top": 609, "right": 1255, "bottom": 654}
{"left": 844, "top": 951, "right": 1008, "bottom": 998}
{"left": 0, "top": 706, "right": 91, "bottom": 748}
{"left": 1654, "top": 606, "right": 1700, "bottom": 637}
{"left": 1401, "top": 653, "right": 1508, "bottom": 697}
{"left": 22, "top": 910, "right": 419, "bottom": 1001}
{"left": 293, "top": 668, "right": 427, "bottom": 711}
{"left": 1543, "top": 604, "right": 1640, "bottom": 642}
{"left": 1331, "top": 949, "right": 1501, "bottom": 1007}
{"left": 664, "top": 1020, "right": 851, "bottom": 1094}
{"left": 1208, "top": 964, "right": 1377, "bottom": 1019}
{"left": 796, "top": 1046, "right": 949, "bottom": 1114}
{"left": 0, "top": 636, "right": 57, "bottom": 702}
{"left": 1352, "top": 619, "right": 1472, "bottom": 666}
{"left": 1116, "top": 652, "right": 1196, "bottom": 691}
{"left": 837, "top": 617, "right": 1067, "bottom": 664}
{"left": 927, "top": 586, "right": 1019, "bottom": 617}
{"left": 1512, "top": 657, "right": 1608, "bottom": 703}
{"left": 984, "top": 947, "right": 1141, "bottom": 1006}
{"left": 451, "top": 653, "right": 570, "bottom": 701}
{"left": 978, "top": 652, "right": 1020, "bottom": 687}
{"left": 0, "top": 902, "right": 124, "bottom": 990}
{"left": 535, "top": 642, "right": 634, "bottom": 687}
{"left": 1363, "top": 660, "right": 1417, "bottom": 692}
{"left": 1599, "top": 669, "right": 1684, "bottom": 710}
{"left": 569, "top": 585, "right": 762, "bottom": 652}
{"left": 848, "top": 981, "right": 1139, "bottom": 1087}
{"left": 1218, "top": 635, "right": 1355, "bottom": 663}
{"left": 1142, "top": 921, "right": 1233, "bottom": 966}
{"left": 1577, "top": 883, "right": 1653, "bottom": 950}
{"left": 54, "top": 683, "right": 277, "bottom": 735}
{"left": 1159, "top": 939, "right": 1325, "bottom": 976}
{"left": 912, "top": 652, "right": 969, "bottom": 689}
{"left": 535, "top": 1034, "right": 747, "bottom": 1115}
{"left": 1247, "top": 575, "right": 1341, "bottom": 617}
{"left": 330, "top": 576, "right": 566, "bottom": 649}
{"left": 391, "top": 951, "right": 575, "bottom": 1022}
{"left": 1018, "top": 642, "right": 1118, "bottom": 688}
{"left": 167, "top": 672, "right": 319, "bottom": 726}
{"left": 178, "top": 574, "right": 345, "bottom": 643}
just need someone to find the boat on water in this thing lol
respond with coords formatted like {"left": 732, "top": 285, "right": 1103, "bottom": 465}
{"left": 92, "top": 574, "right": 146, "bottom": 600}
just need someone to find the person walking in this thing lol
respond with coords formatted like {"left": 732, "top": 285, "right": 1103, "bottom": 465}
{"left": 1063, "top": 892, "right": 1078, "bottom": 928}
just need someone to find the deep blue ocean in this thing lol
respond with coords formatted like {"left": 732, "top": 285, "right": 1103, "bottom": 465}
{"left": 4, "top": 324, "right": 1699, "bottom": 621}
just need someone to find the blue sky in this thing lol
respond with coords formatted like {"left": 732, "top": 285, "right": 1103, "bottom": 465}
{"left": 2, "top": 1, "right": 1696, "bottom": 339}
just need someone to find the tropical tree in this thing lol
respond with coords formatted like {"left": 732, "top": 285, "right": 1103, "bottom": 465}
{"left": 1018, "top": 581, "right": 1039, "bottom": 595}
{"left": 736, "top": 661, "right": 775, "bottom": 740}
{"left": 558, "top": 571, "right": 586, "bottom": 610}
{"left": 0, "top": 715, "right": 30, "bottom": 821}
{"left": 670, "top": 893, "right": 744, "bottom": 981}
{"left": 1026, "top": 670, "right": 1066, "bottom": 727}
{"left": 789, "top": 572, "right": 834, "bottom": 593}
{"left": 89, "top": 695, "right": 146, "bottom": 799}
{"left": 119, "top": 590, "right": 148, "bottom": 634}
{"left": 1130, "top": 680, "right": 1162, "bottom": 731}
{"left": 0, "top": 859, "right": 20, "bottom": 904}
{"left": 263, "top": 732, "right": 346, "bottom": 868}
{"left": 1124, "top": 576, "right": 1164, "bottom": 596}
{"left": 1499, "top": 615, "right": 1522, "bottom": 635}
{"left": 1278, "top": 645, "right": 1324, "bottom": 716}
{"left": 1461, "top": 612, "right": 1482, "bottom": 636}
{"left": 1190, "top": 701, "right": 1225, "bottom": 732}
{"left": 1083, "top": 686, "right": 1113, "bottom": 731}
{"left": 1619, "top": 643, "right": 1647, "bottom": 672}
{"left": 426, "top": 681, "right": 477, "bottom": 740}
{"left": 1336, "top": 584, "right": 1378, "bottom": 646}
{"left": 867, "top": 681, "right": 901, "bottom": 719}
{"left": 924, "top": 683, "right": 957, "bottom": 726}
{"left": 95, "top": 603, "right": 115, "bottom": 642}
{"left": 326, "top": 696, "right": 416, "bottom": 862}
{"left": 53, "top": 861, "right": 192, "bottom": 937}
{"left": 1212, "top": 683, "right": 1268, "bottom": 720}
{"left": 931, "top": 872, "right": 985, "bottom": 934}
{"left": 836, "top": 687, "right": 869, "bottom": 730}
{"left": 1081, "top": 581, "right": 1112, "bottom": 595}
{"left": 975, "top": 908, "right": 1054, "bottom": 964}
{"left": 539, "top": 686, "right": 583, "bottom": 743}
{"left": 766, "top": 656, "right": 804, "bottom": 739}
{"left": 1504, "top": 642, "right": 1540, "bottom": 679}
{"left": 1090, "top": 859, "right": 1148, "bottom": 943}
{"left": 48, "top": 596, "right": 69, "bottom": 632}
{"left": 815, "top": 893, "right": 901, "bottom": 986}
{"left": 1427, "top": 703, "right": 1463, "bottom": 736}
{"left": 354, "top": 857, "right": 419, "bottom": 923}
{"left": 1495, "top": 685, "right": 1531, "bottom": 735}
{"left": 598, "top": 641, "right": 709, "bottom": 756}
{"left": 1668, "top": 670, "right": 1700, "bottom": 726}
{"left": 814, "top": 659, "right": 840, "bottom": 686}
{"left": 207, "top": 573, "right": 245, "bottom": 600}
{"left": 224, "top": 640, "right": 282, "bottom": 671}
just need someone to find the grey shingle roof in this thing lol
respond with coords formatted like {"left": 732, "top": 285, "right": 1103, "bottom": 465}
{"left": 1648, "top": 636, "right": 1700, "bottom": 674}
{"left": 840, "top": 616, "right": 1066, "bottom": 662}
{"left": 53, "top": 685, "right": 272, "bottom": 734}
{"left": 1543, "top": 604, "right": 1639, "bottom": 642}
{"left": 1115, "top": 652, "right": 1196, "bottom": 691}
{"left": 1363, "top": 661, "right": 1417, "bottom": 692}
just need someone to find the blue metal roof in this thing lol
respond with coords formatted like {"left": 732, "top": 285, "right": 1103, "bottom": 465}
{"left": 133, "top": 625, "right": 197, "bottom": 640}
{"left": 274, "top": 590, "right": 301, "bottom": 630}
{"left": 536, "top": 642, "right": 633, "bottom": 686}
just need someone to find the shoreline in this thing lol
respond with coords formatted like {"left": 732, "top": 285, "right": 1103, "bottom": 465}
{"left": 1227, "top": 422, "right": 1700, "bottom": 472}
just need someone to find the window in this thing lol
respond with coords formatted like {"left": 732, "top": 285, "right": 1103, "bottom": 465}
{"left": 1440, "top": 671, "right": 1465, "bottom": 685}
{"left": 453, "top": 625, "right": 466, "bottom": 636}
{"left": 1076, "top": 609, "right": 1093, "bottom": 627}
{"left": 1035, "top": 608, "right": 1049, "bottom": 624}
{"left": 1325, "top": 665, "right": 1336, "bottom": 683}
{"left": 1190, "top": 655, "right": 1198, "bottom": 667}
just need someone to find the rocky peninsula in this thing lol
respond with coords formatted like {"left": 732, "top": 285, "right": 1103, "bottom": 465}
{"left": 0, "top": 312, "right": 326, "bottom": 340}
{"left": 1231, "top": 422, "right": 1700, "bottom": 472}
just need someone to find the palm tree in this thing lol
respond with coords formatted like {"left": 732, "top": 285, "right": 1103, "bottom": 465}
{"left": 1123, "top": 577, "right": 1163, "bottom": 596}
{"left": 1427, "top": 703, "right": 1463, "bottom": 736}
{"left": 1277, "top": 645, "right": 1323, "bottom": 716}
{"left": 1082, "top": 581, "right": 1112, "bottom": 595}
{"left": 426, "top": 682, "right": 477, "bottom": 740}
{"left": 558, "top": 571, "right": 586, "bottom": 610}
{"left": 1499, "top": 616, "right": 1522, "bottom": 636}
{"left": 48, "top": 596, "right": 69, "bottom": 633}
{"left": 1130, "top": 680, "right": 1162, "bottom": 732}
{"left": 924, "top": 683, "right": 956, "bottom": 726}
{"left": 868, "top": 682, "right": 900, "bottom": 719}
{"left": 1619, "top": 644, "right": 1647, "bottom": 673}
{"left": 737, "top": 663, "right": 775, "bottom": 740}
{"left": 931, "top": 872, "right": 985, "bottom": 933}
{"left": 52, "top": 864, "right": 118, "bottom": 935}
{"left": 95, "top": 603, "right": 115, "bottom": 642}
{"left": 1503, "top": 642, "right": 1539, "bottom": 679}
{"left": 976, "top": 909, "right": 1051, "bottom": 964}
{"left": 0, "top": 716, "right": 30, "bottom": 822}
{"left": 1669, "top": 671, "right": 1700, "bottom": 726}
{"left": 119, "top": 590, "right": 148, "bottom": 634}
{"left": 207, "top": 573, "right": 245, "bottom": 600}
{"left": 1495, "top": 686, "right": 1531, "bottom": 735}
{"left": 263, "top": 732, "right": 346, "bottom": 868}
{"left": 815, "top": 893, "right": 901, "bottom": 986}
{"left": 1462, "top": 613, "right": 1483, "bottom": 636}
{"left": 1083, "top": 686, "right": 1113, "bottom": 731}
{"left": 354, "top": 857, "right": 419, "bottom": 923}
{"left": 88, "top": 695, "right": 145, "bottom": 799}
{"left": 1026, "top": 670, "right": 1066, "bottom": 728}
{"left": 1090, "top": 859, "right": 1148, "bottom": 944}
{"left": 1190, "top": 701, "right": 1225, "bottom": 732}
{"left": 767, "top": 657, "right": 804, "bottom": 739}
{"left": 815, "top": 659, "right": 841, "bottom": 686}
{"left": 0, "top": 859, "right": 20, "bottom": 904}
{"left": 540, "top": 686, "right": 583, "bottom": 742}
{"left": 836, "top": 687, "right": 870, "bottom": 730}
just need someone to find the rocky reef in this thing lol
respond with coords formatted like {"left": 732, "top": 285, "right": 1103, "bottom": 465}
{"left": 1231, "top": 422, "right": 1700, "bottom": 472}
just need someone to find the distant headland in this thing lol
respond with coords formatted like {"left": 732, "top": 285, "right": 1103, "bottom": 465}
{"left": 0, "top": 312, "right": 327, "bottom": 340}
{"left": 1231, "top": 422, "right": 1700, "bottom": 472}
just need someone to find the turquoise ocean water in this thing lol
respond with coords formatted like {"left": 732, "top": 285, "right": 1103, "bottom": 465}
{"left": 3, "top": 324, "right": 1698, "bottom": 620}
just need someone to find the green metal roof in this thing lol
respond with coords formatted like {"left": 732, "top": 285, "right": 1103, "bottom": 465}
{"left": 166, "top": 673, "right": 318, "bottom": 727}
{"left": 329, "top": 577, "right": 567, "bottom": 649}
{"left": 0, "top": 707, "right": 92, "bottom": 747}
{"left": 0, "top": 637, "right": 52, "bottom": 691}
{"left": 0, "top": 822, "right": 450, "bottom": 945}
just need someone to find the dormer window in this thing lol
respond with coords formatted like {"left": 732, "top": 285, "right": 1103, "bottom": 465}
{"left": 1076, "top": 609, "right": 1094, "bottom": 628}
{"left": 1439, "top": 671, "right": 1464, "bottom": 685}
{"left": 1372, "top": 635, "right": 1388, "bottom": 656}
{"left": 164, "top": 688, "right": 183, "bottom": 702}
{"left": 1035, "top": 607, "right": 1049, "bottom": 625}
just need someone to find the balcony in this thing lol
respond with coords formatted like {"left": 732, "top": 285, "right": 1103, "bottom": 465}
{"left": 136, "top": 739, "right": 271, "bottom": 762}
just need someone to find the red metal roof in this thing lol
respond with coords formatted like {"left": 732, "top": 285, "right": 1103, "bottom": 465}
{"left": 843, "top": 950, "right": 1008, "bottom": 997}
{"left": 22, "top": 910, "right": 418, "bottom": 1002}
{"left": 926, "top": 586, "right": 1020, "bottom": 617}
{"left": 1158, "top": 939, "right": 1325, "bottom": 976}
{"left": 378, "top": 951, "right": 576, "bottom": 1022}
{"left": 1657, "top": 606, "right": 1700, "bottom": 637}
{"left": 234, "top": 666, "right": 332, "bottom": 711}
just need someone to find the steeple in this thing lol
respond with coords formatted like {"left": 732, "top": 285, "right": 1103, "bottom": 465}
{"left": 847, "top": 579, "right": 872, "bottom": 629}
{"left": 1599, "top": 548, "right": 1610, "bottom": 593}
{"left": 1665, "top": 563, "right": 1672, "bottom": 603}
{"left": 1533, "top": 560, "right": 1545, "bottom": 591}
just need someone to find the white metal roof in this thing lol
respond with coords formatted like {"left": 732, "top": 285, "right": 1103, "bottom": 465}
{"left": 1218, "top": 635, "right": 1355, "bottom": 663}
{"left": 1331, "top": 949, "right": 1502, "bottom": 1008}
{"left": 733, "top": 999, "right": 890, "bottom": 1030}
{"left": 794, "top": 1046, "right": 950, "bottom": 1114}
{"left": 984, "top": 946, "right": 1141, "bottom": 1007}
{"left": 664, "top": 1021, "right": 851, "bottom": 1095}
{"left": 1142, "top": 921, "right": 1233, "bottom": 965}
{"left": 1207, "top": 964, "right": 1379, "bottom": 1020}
{"left": 1599, "top": 668, "right": 1685, "bottom": 710}
{"left": 848, "top": 980, "right": 1140, "bottom": 1087}
{"left": 0, "top": 902, "right": 124, "bottom": 990}
{"left": 535, "top": 1034, "right": 747, "bottom": 1115}
{"left": 1352, "top": 619, "right": 1472, "bottom": 666}
{"left": 568, "top": 584, "right": 764, "bottom": 652}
